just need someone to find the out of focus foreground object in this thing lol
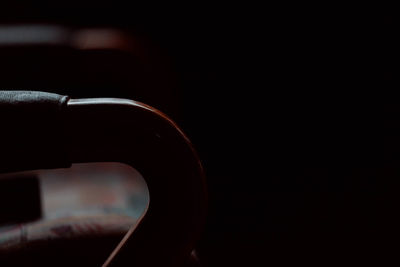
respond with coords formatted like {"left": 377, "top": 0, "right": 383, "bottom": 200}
{"left": 0, "top": 91, "right": 207, "bottom": 266}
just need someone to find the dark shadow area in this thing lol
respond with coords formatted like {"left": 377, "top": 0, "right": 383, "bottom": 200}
{"left": 0, "top": 3, "right": 392, "bottom": 266}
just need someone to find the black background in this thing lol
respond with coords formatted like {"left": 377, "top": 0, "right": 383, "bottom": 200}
{"left": 0, "top": 3, "right": 394, "bottom": 266}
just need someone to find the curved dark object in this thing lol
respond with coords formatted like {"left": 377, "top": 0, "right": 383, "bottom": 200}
{"left": 0, "top": 91, "right": 207, "bottom": 267}
{"left": 0, "top": 91, "right": 70, "bottom": 173}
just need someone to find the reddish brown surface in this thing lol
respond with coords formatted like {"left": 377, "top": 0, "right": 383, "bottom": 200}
{"left": 66, "top": 98, "right": 207, "bottom": 267}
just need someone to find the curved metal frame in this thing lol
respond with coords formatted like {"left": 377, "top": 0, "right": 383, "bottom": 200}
{"left": 65, "top": 98, "right": 207, "bottom": 266}
{"left": 0, "top": 95, "right": 207, "bottom": 266}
